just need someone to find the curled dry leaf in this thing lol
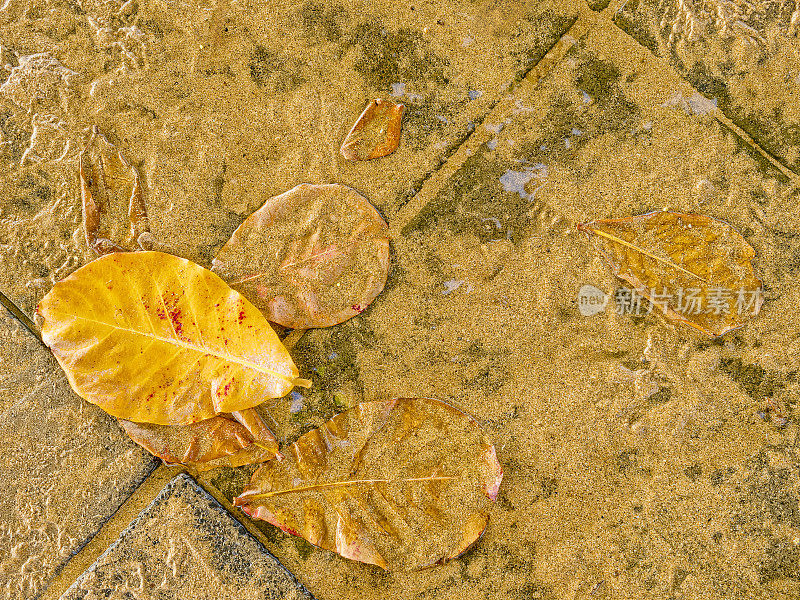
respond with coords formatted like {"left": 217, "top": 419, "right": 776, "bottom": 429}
{"left": 212, "top": 183, "right": 390, "bottom": 329}
{"left": 578, "top": 211, "right": 762, "bottom": 337}
{"left": 38, "top": 251, "right": 310, "bottom": 425}
{"left": 340, "top": 98, "right": 404, "bottom": 161}
{"left": 120, "top": 408, "right": 281, "bottom": 471}
{"left": 80, "top": 127, "right": 149, "bottom": 255}
{"left": 234, "top": 398, "right": 502, "bottom": 571}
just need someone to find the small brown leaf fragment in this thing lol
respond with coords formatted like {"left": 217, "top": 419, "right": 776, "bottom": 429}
{"left": 80, "top": 126, "right": 148, "bottom": 255}
{"left": 230, "top": 407, "right": 280, "bottom": 452}
{"left": 119, "top": 409, "right": 280, "bottom": 472}
{"left": 233, "top": 398, "right": 502, "bottom": 571}
{"left": 212, "top": 183, "right": 390, "bottom": 329}
{"left": 578, "top": 211, "right": 763, "bottom": 337}
{"left": 340, "top": 98, "right": 404, "bottom": 161}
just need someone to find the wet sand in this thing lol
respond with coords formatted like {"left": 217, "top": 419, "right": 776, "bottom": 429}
{"left": 2, "top": 1, "right": 800, "bottom": 599}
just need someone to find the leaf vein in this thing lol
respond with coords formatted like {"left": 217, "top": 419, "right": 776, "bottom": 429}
{"left": 67, "top": 313, "right": 294, "bottom": 385}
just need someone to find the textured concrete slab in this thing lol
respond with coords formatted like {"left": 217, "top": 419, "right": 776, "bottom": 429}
{"left": 60, "top": 473, "right": 314, "bottom": 600}
{"left": 0, "top": 0, "right": 580, "bottom": 316}
{"left": 0, "top": 310, "right": 156, "bottom": 600}
{"left": 615, "top": 0, "right": 800, "bottom": 175}
{"left": 204, "top": 19, "right": 800, "bottom": 600}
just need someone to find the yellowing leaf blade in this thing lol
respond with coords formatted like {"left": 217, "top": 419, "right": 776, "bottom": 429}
{"left": 38, "top": 251, "right": 304, "bottom": 425}
{"left": 579, "top": 211, "right": 762, "bottom": 337}
{"left": 233, "top": 398, "right": 502, "bottom": 571}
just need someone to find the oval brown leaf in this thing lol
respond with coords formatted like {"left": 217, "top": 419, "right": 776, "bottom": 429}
{"left": 38, "top": 251, "right": 309, "bottom": 425}
{"left": 212, "top": 183, "right": 390, "bottom": 329}
{"left": 340, "top": 98, "right": 404, "bottom": 161}
{"left": 233, "top": 398, "right": 502, "bottom": 571}
{"left": 578, "top": 211, "right": 763, "bottom": 337}
{"left": 120, "top": 408, "right": 280, "bottom": 471}
{"left": 80, "top": 127, "right": 149, "bottom": 255}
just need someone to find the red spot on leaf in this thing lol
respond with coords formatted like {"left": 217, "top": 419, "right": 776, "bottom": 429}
{"left": 168, "top": 307, "right": 186, "bottom": 339}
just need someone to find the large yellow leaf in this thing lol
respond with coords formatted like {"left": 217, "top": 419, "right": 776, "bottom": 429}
{"left": 38, "top": 251, "right": 309, "bottom": 425}
{"left": 234, "top": 398, "right": 503, "bottom": 571}
{"left": 578, "top": 211, "right": 762, "bottom": 337}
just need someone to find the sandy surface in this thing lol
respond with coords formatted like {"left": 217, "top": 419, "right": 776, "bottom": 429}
{"left": 2, "top": 1, "right": 800, "bottom": 599}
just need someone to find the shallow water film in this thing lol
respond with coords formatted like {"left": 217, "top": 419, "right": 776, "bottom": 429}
{"left": 2, "top": 0, "right": 800, "bottom": 599}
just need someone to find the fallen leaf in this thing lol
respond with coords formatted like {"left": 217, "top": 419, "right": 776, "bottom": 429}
{"left": 80, "top": 127, "right": 149, "bottom": 255}
{"left": 234, "top": 398, "right": 502, "bottom": 571}
{"left": 120, "top": 408, "right": 281, "bottom": 471}
{"left": 38, "top": 251, "right": 310, "bottom": 425}
{"left": 340, "top": 98, "right": 404, "bottom": 161}
{"left": 578, "top": 211, "right": 762, "bottom": 336}
{"left": 212, "top": 183, "right": 390, "bottom": 329}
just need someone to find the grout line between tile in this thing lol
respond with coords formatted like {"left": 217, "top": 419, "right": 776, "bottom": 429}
{"left": 712, "top": 110, "right": 800, "bottom": 186}
{"left": 389, "top": 8, "right": 598, "bottom": 239}
{"left": 391, "top": 9, "right": 586, "bottom": 217}
{"left": 193, "top": 475, "right": 278, "bottom": 550}
{"left": 192, "top": 474, "right": 319, "bottom": 596}
{"left": 600, "top": 0, "right": 630, "bottom": 19}
{"left": 600, "top": 0, "right": 800, "bottom": 187}
{"left": 39, "top": 464, "right": 187, "bottom": 600}
{"left": 0, "top": 289, "right": 43, "bottom": 346}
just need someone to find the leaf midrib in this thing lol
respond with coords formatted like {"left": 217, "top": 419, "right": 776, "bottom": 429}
{"left": 64, "top": 312, "right": 294, "bottom": 386}
{"left": 230, "top": 241, "right": 358, "bottom": 286}
{"left": 245, "top": 475, "right": 458, "bottom": 500}
{"left": 587, "top": 227, "right": 710, "bottom": 283}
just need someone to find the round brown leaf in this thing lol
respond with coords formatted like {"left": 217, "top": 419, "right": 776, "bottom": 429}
{"left": 212, "top": 183, "right": 390, "bottom": 329}
{"left": 234, "top": 398, "right": 502, "bottom": 571}
{"left": 340, "top": 98, "right": 405, "bottom": 161}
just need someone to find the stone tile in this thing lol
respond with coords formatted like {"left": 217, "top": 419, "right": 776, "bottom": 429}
{"left": 0, "top": 0, "right": 579, "bottom": 315}
{"left": 615, "top": 0, "right": 800, "bottom": 174}
{"left": 60, "top": 473, "right": 314, "bottom": 600}
{"left": 208, "top": 20, "right": 800, "bottom": 600}
{"left": 0, "top": 310, "right": 157, "bottom": 600}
